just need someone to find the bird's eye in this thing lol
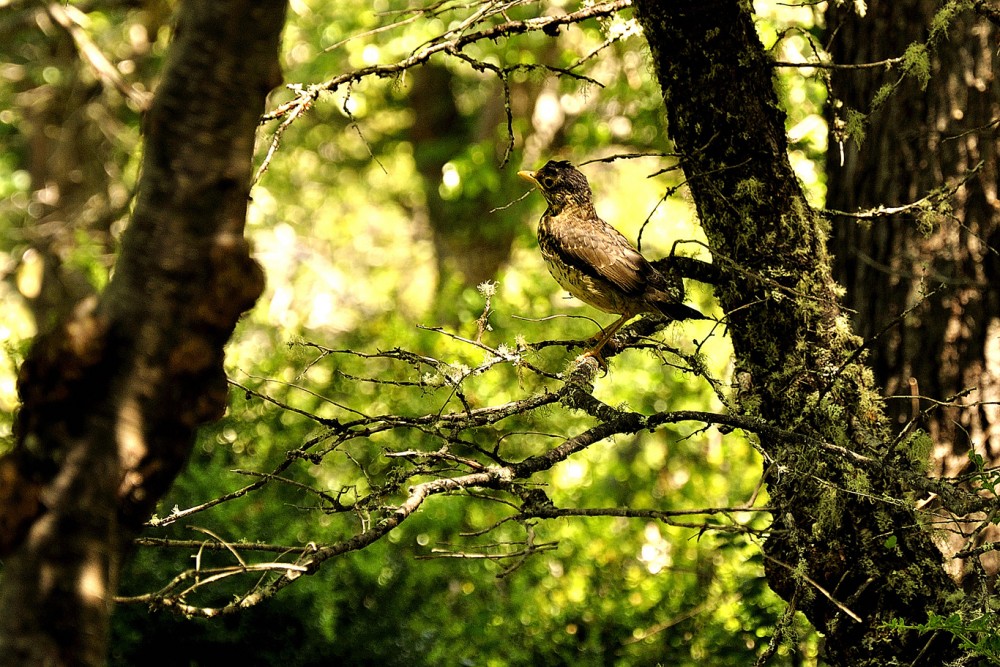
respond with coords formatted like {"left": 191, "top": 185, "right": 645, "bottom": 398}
{"left": 541, "top": 176, "right": 555, "bottom": 188}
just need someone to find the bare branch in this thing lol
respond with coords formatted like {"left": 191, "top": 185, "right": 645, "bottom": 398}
{"left": 254, "top": 1, "right": 632, "bottom": 175}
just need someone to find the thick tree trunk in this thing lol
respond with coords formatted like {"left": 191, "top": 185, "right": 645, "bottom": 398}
{"left": 635, "top": 2, "right": 962, "bottom": 664}
{"left": 409, "top": 63, "right": 520, "bottom": 293}
{"left": 0, "top": 2, "right": 286, "bottom": 664}
{"left": 826, "top": 2, "right": 1000, "bottom": 479}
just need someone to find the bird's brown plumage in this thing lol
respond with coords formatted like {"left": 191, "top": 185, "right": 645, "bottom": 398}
{"left": 519, "top": 160, "right": 703, "bottom": 363}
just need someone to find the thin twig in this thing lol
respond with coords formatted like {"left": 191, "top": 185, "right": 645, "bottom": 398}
{"left": 762, "top": 554, "right": 863, "bottom": 623}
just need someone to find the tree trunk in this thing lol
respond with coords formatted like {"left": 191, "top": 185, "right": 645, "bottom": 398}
{"left": 635, "top": 2, "right": 962, "bottom": 664}
{"left": 826, "top": 1, "right": 1000, "bottom": 478}
{"left": 827, "top": 0, "right": 1000, "bottom": 585}
{"left": 0, "top": 2, "right": 286, "bottom": 664}
{"left": 409, "top": 63, "right": 520, "bottom": 294}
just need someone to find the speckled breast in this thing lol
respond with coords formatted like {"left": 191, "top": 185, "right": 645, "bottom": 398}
{"left": 537, "top": 232, "right": 635, "bottom": 316}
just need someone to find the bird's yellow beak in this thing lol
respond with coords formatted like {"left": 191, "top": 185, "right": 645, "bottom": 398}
{"left": 517, "top": 170, "right": 538, "bottom": 186}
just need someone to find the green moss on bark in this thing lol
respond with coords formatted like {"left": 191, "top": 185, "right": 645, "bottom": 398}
{"left": 635, "top": 1, "right": 963, "bottom": 664}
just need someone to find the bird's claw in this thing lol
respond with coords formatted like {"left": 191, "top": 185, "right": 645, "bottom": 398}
{"left": 575, "top": 349, "right": 609, "bottom": 372}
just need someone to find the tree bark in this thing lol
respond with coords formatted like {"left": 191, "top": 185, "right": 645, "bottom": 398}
{"left": 0, "top": 2, "right": 286, "bottom": 664}
{"left": 635, "top": 2, "right": 962, "bottom": 664}
{"left": 826, "top": 1, "right": 1000, "bottom": 481}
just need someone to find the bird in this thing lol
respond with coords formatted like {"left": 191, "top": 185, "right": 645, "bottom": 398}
{"left": 518, "top": 160, "right": 704, "bottom": 365}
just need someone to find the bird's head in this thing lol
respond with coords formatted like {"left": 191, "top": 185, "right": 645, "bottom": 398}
{"left": 518, "top": 160, "right": 593, "bottom": 209}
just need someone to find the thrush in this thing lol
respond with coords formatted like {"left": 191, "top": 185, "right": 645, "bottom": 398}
{"left": 518, "top": 160, "right": 704, "bottom": 364}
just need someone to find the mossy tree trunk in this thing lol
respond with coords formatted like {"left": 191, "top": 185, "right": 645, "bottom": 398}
{"left": 0, "top": 2, "right": 287, "bottom": 665}
{"left": 635, "top": 2, "right": 962, "bottom": 664}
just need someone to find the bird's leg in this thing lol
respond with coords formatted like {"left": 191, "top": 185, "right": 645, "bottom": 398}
{"left": 579, "top": 314, "right": 629, "bottom": 367}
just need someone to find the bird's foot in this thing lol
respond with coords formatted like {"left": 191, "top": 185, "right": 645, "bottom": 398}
{"left": 579, "top": 335, "right": 623, "bottom": 370}
{"left": 575, "top": 348, "right": 608, "bottom": 372}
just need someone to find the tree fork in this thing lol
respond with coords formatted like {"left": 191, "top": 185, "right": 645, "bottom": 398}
{"left": 634, "top": 2, "right": 960, "bottom": 664}
{"left": 0, "top": 2, "right": 287, "bottom": 664}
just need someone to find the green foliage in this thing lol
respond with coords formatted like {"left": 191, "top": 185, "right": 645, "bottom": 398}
{"left": 885, "top": 612, "right": 1000, "bottom": 664}
{"left": 756, "top": 3, "right": 829, "bottom": 204}
{"left": 0, "top": 1, "right": 839, "bottom": 665}
{"left": 118, "top": 275, "right": 790, "bottom": 664}
{"left": 967, "top": 450, "right": 1000, "bottom": 497}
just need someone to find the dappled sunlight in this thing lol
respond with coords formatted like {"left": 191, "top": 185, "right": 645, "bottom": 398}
{"left": 0, "top": 1, "right": 882, "bottom": 664}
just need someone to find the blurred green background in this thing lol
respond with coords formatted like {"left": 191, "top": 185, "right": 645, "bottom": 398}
{"left": 0, "top": 1, "right": 828, "bottom": 664}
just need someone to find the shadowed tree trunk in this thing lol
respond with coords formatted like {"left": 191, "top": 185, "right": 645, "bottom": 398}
{"left": 826, "top": 0, "right": 1000, "bottom": 583}
{"left": 409, "top": 63, "right": 530, "bottom": 302}
{"left": 826, "top": 1, "right": 1000, "bottom": 477}
{"left": 635, "top": 1, "right": 962, "bottom": 664}
{"left": 409, "top": 64, "right": 519, "bottom": 292}
{"left": 0, "top": 2, "right": 287, "bottom": 664}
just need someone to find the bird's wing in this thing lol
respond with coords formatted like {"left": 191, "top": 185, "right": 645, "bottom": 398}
{"left": 548, "top": 216, "right": 648, "bottom": 296}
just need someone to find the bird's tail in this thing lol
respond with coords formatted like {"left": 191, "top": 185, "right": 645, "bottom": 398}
{"left": 653, "top": 300, "right": 708, "bottom": 321}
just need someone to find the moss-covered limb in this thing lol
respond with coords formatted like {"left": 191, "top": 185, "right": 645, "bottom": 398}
{"left": 649, "top": 255, "right": 722, "bottom": 285}
{"left": 635, "top": 1, "right": 961, "bottom": 664}
{"left": 0, "top": 3, "right": 286, "bottom": 664}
